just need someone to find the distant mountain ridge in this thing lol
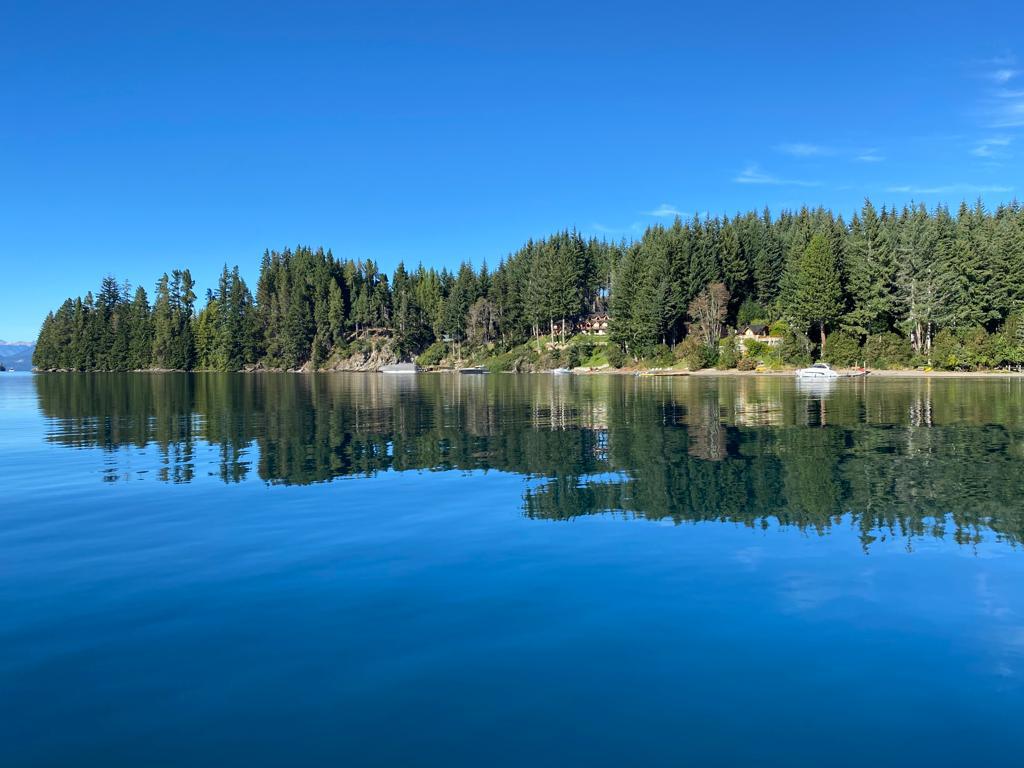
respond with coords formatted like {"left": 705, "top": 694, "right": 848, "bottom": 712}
{"left": 0, "top": 341, "right": 36, "bottom": 369}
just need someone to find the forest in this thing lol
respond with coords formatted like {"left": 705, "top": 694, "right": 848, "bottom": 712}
{"left": 32, "top": 198, "right": 1024, "bottom": 372}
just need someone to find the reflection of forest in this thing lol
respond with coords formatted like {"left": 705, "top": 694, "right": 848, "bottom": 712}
{"left": 36, "top": 373, "right": 1024, "bottom": 545}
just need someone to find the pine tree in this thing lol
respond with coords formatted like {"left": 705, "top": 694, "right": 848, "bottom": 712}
{"left": 753, "top": 208, "right": 784, "bottom": 305}
{"left": 936, "top": 203, "right": 998, "bottom": 331}
{"left": 787, "top": 232, "right": 844, "bottom": 354}
{"left": 895, "top": 204, "right": 939, "bottom": 357}
{"left": 992, "top": 206, "right": 1024, "bottom": 321}
{"left": 844, "top": 201, "right": 899, "bottom": 337}
{"left": 33, "top": 312, "right": 56, "bottom": 369}
{"left": 718, "top": 219, "right": 749, "bottom": 306}
{"left": 610, "top": 245, "right": 646, "bottom": 356}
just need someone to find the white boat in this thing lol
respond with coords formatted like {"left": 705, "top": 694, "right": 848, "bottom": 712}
{"left": 381, "top": 362, "right": 420, "bottom": 374}
{"left": 550, "top": 368, "right": 572, "bottom": 375}
{"left": 795, "top": 362, "right": 840, "bottom": 379}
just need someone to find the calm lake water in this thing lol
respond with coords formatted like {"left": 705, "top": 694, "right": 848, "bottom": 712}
{"left": 2, "top": 371, "right": 1024, "bottom": 766}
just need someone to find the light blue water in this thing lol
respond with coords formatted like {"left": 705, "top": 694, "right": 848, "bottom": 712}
{"left": 2, "top": 372, "right": 1023, "bottom": 766}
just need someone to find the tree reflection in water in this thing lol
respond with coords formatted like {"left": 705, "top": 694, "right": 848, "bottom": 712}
{"left": 35, "top": 372, "right": 1024, "bottom": 548}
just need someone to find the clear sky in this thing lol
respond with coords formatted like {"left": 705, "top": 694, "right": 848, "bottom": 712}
{"left": 3, "top": 0, "right": 1023, "bottom": 341}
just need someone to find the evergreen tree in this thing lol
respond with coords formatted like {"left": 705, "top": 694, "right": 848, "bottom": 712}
{"left": 718, "top": 218, "right": 749, "bottom": 306}
{"left": 936, "top": 203, "right": 998, "bottom": 331}
{"left": 895, "top": 204, "right": 939, "bottom": 357}
{"left": 787, "top": 232, "right": 844, "bottom": 354}
{"left": 753, "top": 208, "right": 784, "bottom": 305}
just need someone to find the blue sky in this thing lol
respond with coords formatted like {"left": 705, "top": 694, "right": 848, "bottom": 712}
{"left": 3, "top": 0, "right": 1023, "bottom": 341}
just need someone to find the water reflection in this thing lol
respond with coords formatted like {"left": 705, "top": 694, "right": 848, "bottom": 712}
{"left": 34, "top": 372, "right": 1024, "bottom": 546}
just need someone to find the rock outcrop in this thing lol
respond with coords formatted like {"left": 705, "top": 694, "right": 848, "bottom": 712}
{"left": 319, "top": 338, "right": 400, "bottom": 372}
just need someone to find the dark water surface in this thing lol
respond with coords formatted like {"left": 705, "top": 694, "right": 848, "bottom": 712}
{"left": 2, "top": 371, "right": 1024, "bottom": 766}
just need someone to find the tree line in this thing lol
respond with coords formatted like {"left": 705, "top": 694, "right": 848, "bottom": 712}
{"left": 34, "top": 198, "right": 1024, "bottom": 371}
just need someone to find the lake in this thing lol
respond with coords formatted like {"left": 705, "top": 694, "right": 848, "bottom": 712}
{"left": 2, "top": 371, "right": 1024, "bottom": 766}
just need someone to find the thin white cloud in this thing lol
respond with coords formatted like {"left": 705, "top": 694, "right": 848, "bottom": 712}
{"left": 976, "top": 55, "right": 1018, "bottom": 84}
{"left": 976, "top": 55, "right": 1024, "bottom": 128}
{"left": 855, "top": 149, "right": 884, "bottom": 163}
{"left": 991, "top": 96, "right": 1024, "bottom": 127}
{"left": 982, "top": 55, "right": 1017, "bottom": 67}
{"left": 591, "top": 222, "right": 644, "bottom": 236}
{"left": 971, "top": 136, "right": 1012, "bottom": 158}
{"left": 734, "top": 164, "right": 819, "bottom": 187}
{"left": 644, "top": 203, "right": 686, "bottom": 218}
{"left": 776, "top": 142, "right": 834, "bottom": 157}
{"left": 886, "top": 183, "right": 1014, "bottom": 195}
{"left": 778, "top": 142, "right": 885, "bottom": 164}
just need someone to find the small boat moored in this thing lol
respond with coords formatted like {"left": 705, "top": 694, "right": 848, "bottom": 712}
{"left": 458, "top": 366, "right": 488, "bottom": 374}
{"left": 795, "top": 362, "right": 840, "bottom": 379}
{"left": 550, "top": 368, "right": 572, "bottom": 375}
{"left": 381, "top": 362, "right": 420, "bottom": 374}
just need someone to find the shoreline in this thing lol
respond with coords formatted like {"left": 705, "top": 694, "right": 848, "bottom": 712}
{"left": 27, "top": 366, "right": 1024, "bottom": 378}
{"left": 683, "top": 368, "right": 1024, "bottom": 378}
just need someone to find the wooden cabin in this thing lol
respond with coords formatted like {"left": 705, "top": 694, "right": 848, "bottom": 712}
{"left": 548, "top": 313, "right": 611, "bottom": 337}
{"left": 736, "top": 324, "right": 782, "bottom": 351}
{"left": 579, "top": 313, "right": 610, "bottom": 336}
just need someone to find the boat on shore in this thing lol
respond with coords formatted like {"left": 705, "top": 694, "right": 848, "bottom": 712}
{"left": 381, "top": 362, "right": 420, "bottom": 374}
{"left": 458, "top": 366, "right": 488, "bottom": 374}
{"left": 795, "top": 362, "right": 839, "bottom": 379}
{"left": 551, "top": 368, "right": 572, "bottom": 375}
{"left": 795, "top": 362, "right": 868, "bottom": 379}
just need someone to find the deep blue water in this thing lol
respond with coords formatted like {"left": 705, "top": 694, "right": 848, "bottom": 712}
{"left": 2, "top": 371, "right": 1024, "bottom": 766}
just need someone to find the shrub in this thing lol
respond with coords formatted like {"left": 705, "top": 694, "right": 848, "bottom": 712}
{"left": 931, "top": 327, "right": 1002, "bottom": 370}
{"left": 676, "top": 337, "right": 701, "bottom": 368}
{"left": 989, "top": 322, "right": 1024, "bottom": 367}
{"left": 780, "top": 329, "right": 812, "bottom": 367}
{"left": 606, "top": 344, "right": 626, "bottom": 369}
{"left": 1002, "top": 312, "right": 1024, "bottom": 367}
{"left": 505, "top": 345, "right": 541, "bottom": 372}
{"left": 932, "top": 329, "right": 965, "bottom": 370}
{"left": 909, "top": 354, "right": 931, "bottom": 369}
{"left": 416, "top": 341, "right": 447, "bottom": 367}
{"left": 649, "top": 343, "right": 674, "bottom": 367}
{"left": 743, "top": 339, "right": 768, "bottom": 360}
{"left": 678, "top": 336, "right": 718, "bottom": 370}
{"left": 574, "top": 339, "right": 596, "bottom": 359}
{"left": 863, "top": 332, "right": 911, "bottom": 369}
{"left": 484, "top": 354, "right": 513, "bottom": 373}
{"left": 539, "top": 348, "right": 564, "bottom": 369}
{"left": 737, "top": 356, "right": 758, "bottom": 371}
{"left": 962, "top": 327, "right": 995, "bottom": 369}
{"left": 717, "top": 337, "right": 739, "bottom": 369}
{"left": 739, "top": 338, "right": 783, "bottom": 368}
{"left": 700, "top": 345, "right": 721, "bottom": 369}
{"left": 823, "top": 331, "right": 861, "bottom": 367}
{"left": 564, "top": 345, "right": 582, "bottom": 368}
